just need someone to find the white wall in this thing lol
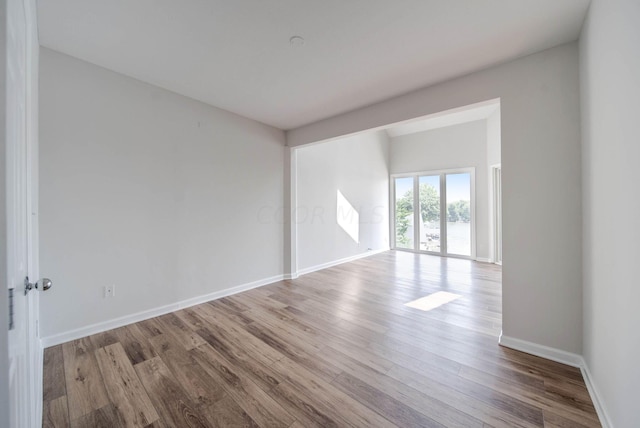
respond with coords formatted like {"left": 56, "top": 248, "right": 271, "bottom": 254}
{"left": 580, "top": 0, "right": 640, "bottom": 426}
{"left": 296, "top": 132, "right": 389, "bottom": 271}
{"left": 287, "top": 43, "right": 583, "bottom": 354}
{"left": 39, "top": 48, "right": 286, "bottom": 339}
{"left": 390, "top": 120, "right": 489, "bottom": 260}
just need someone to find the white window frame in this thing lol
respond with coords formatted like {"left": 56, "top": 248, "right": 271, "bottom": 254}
{"left": 390, "top": 167, "right": 476, "bottom": 260}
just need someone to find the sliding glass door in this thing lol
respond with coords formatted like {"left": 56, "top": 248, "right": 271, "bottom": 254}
{"left": 394, "top": 177, "right": 414, "bottom": 249}
{"left": 418, "top": 175, "right": 441, "bottom": 252}
{"left": 393, "top": 169, "right": 474, "bottom": 258}
{"left": 445, "top": 172, "right": 471, "bottom": 256}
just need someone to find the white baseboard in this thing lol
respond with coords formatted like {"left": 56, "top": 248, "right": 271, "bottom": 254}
{"left": 41, "top": 274, "right": 285, "bottom": 348}
{"left": 296, "top": 248, "right": 389, "bottom": 277}
{"left": 579, "top": 359, "right": 613, "bottom": 428}
{"left": 475, "top": 257, "right": 492, "bottom": 263}
{"left": 498, "top": 333, "right": 583, "bottom": 367}
{"left": 499, "top": 333, "right": 612, "bottom": 428}
{"left": 283, "top": 273, "right": 299, "bottom": 280}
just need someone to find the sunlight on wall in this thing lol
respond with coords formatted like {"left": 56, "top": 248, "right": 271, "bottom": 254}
{"left": 337, "top": 190, "right": 359, "bottom": 243}
{"left": 405, "top": 291, "right": 461, "bottom": 312}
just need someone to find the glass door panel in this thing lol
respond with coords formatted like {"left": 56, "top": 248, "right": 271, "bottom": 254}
{"left": 394, "top": 177, "right": 414, "bottom": 249}
{"left": 445, "top": 172, "right": 471, "bottom": 256}
{"left": 418, "top": 175, "right": 440, "bottom": 252}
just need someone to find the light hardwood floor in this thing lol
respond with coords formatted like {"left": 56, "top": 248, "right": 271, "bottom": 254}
{"left": 43, "top": 251, "right": 601, "bottom": 427}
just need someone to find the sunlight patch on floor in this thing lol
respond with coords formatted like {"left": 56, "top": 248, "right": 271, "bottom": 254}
{"left": 404, "top": 291, "right": 461, "bottom": 311}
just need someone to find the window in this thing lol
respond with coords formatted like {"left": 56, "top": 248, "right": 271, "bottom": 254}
{"left": 392, "top": 168, "right": 474, "bottom": 258}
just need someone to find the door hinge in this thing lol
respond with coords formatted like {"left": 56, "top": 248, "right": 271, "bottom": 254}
{"left": 8, "top": 288, "right": 15, "bottom": 330}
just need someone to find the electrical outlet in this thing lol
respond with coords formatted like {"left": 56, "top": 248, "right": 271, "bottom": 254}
{"left": 104, "top": 285, "right": 115, "bottom": 298}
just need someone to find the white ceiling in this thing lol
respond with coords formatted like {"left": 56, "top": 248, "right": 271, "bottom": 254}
{"left": 37, "top": 0, "right": 590, "bottom": 130}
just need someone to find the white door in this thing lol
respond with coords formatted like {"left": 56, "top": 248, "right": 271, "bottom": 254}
{"left": 6, "top": 0, "right": 42, "bottom": 426}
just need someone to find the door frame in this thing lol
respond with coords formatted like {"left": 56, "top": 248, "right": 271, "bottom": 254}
{"left": 25, "top": 0, "right": 41, "bottom": 422}
{"left": 390, "top": 167, "right": 476, "bottom": 260}
{"left": 490, "top": 164, "right": 502, "bottom": 265}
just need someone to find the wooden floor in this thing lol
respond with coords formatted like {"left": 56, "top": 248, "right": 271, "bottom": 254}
{"left": 43, "top": 251, "right": 601, "bottom": 427}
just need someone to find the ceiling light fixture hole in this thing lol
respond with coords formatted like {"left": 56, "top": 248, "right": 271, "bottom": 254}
{"left": 289, "top": 36, "right": 305, "bottom": 47}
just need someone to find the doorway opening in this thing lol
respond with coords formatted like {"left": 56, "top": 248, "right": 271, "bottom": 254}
{"left": 383, "top": 98, "right": 501, "bottom": 263}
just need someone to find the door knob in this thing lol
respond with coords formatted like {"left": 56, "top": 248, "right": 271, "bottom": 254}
{"left": 24, "top": 277, "right": 53, "bottom": 295}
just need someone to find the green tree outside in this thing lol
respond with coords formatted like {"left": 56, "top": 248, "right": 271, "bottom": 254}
{"left": 395, "top": 183, "right": 439, "bottom": 246}
{"left": 396, "top": 183, "right": 470, "bottom": 246}
{"left": 450, "top": 200, "right": 470, "bottom": 222}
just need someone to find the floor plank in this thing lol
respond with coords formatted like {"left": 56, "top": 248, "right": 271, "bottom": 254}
{"left": 70, "top": 403, "right": 126, "bottom": 428}
{"left": 156, "top": 313, "right": 206, "bottom": 350}
{"left": 113, "top": 323, "right": 157, "bottom": 365}
{"left": 43, "top": 345, "right": 66, "bottom": 402}
{"left": 332, "top": 371, "right": 445, "bottom": 427}
{"left": 271, "top": 356, "right": 398, "bottom": 428}
{"left": 94, "top": 343, "right": 159, "bottom": 427}
{"left": 190, "top": 343, "right": 295, "bottom": 428}
{"left": 197, "top": 395, "right": 259, "bottom": 428}
{"left": 62, "top": 337, "right": 110, "bottom": 421}
{"left": 148, "top": 332, "right": 226, "bottom": 408}
{"left": 134, "top": 356, "right": 210, "bottom": 427}
{"left": 42, "top": 395, "right": 69, "bottom": 428}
